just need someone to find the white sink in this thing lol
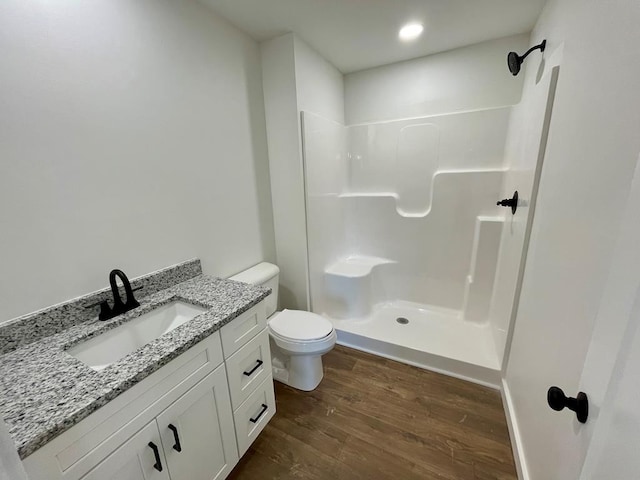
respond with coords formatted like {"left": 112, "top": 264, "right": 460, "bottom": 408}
{"left": 67, "top": 301, "right": 207, "bottom": 371}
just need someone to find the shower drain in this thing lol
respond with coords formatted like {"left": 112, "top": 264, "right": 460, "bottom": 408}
{"left": 396, "top": 317, "right": 409, "bottom": 325}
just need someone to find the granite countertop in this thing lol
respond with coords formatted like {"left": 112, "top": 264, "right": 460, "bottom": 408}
{"left": 0, "top": 274, "right": 269, "bottom": 459}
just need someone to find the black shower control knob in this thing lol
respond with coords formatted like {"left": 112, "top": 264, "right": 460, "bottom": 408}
{"left": 497, "top": 191, "right": 518, "bottom": 214}
{"left": 497, "top": 198, "right": 516, "bottom": 207}
{"left": 547, "top": 386, "right": 589, "bottom": 423}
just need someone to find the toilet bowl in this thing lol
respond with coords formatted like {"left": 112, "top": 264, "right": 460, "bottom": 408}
{"left": 268, "top": 309, "right": 337, "bottom": 391}
{"left": 229, "top": 262, "right": 336, "bottom": 391}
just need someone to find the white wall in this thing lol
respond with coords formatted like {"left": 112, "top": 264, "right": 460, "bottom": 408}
{"left": 261, "top": 33, "right": 344, "bottom": 310}
{"left": 488, "top": 58, "right": 560, "bottom": 364}
{"left": 580, "top": 283, "right": 640, "bottom": 479}
{"left": 0, "top": 0, "right": 275, "bottom": 322}
{"left": 503, "top": 0, "right": 640, "bottom": 478}
{"left": 260, "top": 34, "right": 304, "bottom": 310}
{"left": 344, "top": 34, "right": 529, "bottom": 125}
{"left": 301, "top": 112, "right": 348, "bottom": 315}
{"left": 293, "top": 37, "right": 345, "bottom": 124}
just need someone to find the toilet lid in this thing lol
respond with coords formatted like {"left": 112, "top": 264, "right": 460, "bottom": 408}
{"left": 269, "top": 309, "right": 333, "bottom": 341}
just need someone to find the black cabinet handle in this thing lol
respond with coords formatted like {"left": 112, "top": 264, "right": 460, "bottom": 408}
{"left": 243, "top": 359, "right": 264, "bottom": 377}
{"left": 547, "top": 386, "right": 589, "bottom": 423}
{"left": 168, "top": 424, "right": 182, "bottom": 452}
{"left": 148, "top": 442, "right": 163, "bottom": 472}
{"left": 249, "top": 404, "right": 268, "bottom": 423}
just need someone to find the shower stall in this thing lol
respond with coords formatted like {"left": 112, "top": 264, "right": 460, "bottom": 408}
{"left": 301, "top": 106, "right": 517, "bottom": 384}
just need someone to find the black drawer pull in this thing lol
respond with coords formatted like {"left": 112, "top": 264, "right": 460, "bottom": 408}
{"left": 249, "top": 403, "right": 268, "bottom": 423}
{"left": 243, "top": 359, "right": 264, "bottom": 377}
{"left": 168, "top": 424, "right": 182, "bottom": 452}
{"left": 148, "top": 442, "right": 163, "bottom": 472}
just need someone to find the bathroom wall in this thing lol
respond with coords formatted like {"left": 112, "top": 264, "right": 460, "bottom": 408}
{"left": 293, "top": 37, "right": 345, "bottom": 125}
{"left": 0, "top": 0, "right": 275, "bottom": 322}
{"left": 488, "top": 51, "right": 561, "bottom": 364}
{"left": 261, "top": 33, "right": 344, "bottom": 310}
{"left": 344, "top": 34, "right": 529, "bottom": 124}
{"left": 302, "top": 112, "right": 348, "bottom": 314}
{"left": 502, "top": 0, "right": 640, "bottom": 478}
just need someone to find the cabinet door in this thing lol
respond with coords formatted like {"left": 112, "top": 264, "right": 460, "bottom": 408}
{"left": 81, "top": 421, "right": 169, "bottom": 480}
{"left": 157, "top": 364, "right": 239, "bottom": 480}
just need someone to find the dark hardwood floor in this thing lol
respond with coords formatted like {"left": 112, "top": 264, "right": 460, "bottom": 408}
{"left": 228, "top": 346, "right": 517, "bottom": 480}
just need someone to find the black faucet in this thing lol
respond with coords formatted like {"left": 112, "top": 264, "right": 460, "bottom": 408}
{"left": 107, "top": 269, "right": 140, "bottom": 318}
{"left": 86, "top": 269, "right": 142, "bottom": 321}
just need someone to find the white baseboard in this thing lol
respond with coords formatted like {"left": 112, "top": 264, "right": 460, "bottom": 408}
{"left": 501, "top": 378, "right": 529, "bottom": 480}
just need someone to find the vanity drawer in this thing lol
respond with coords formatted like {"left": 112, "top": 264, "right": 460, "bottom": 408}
{"left": 226, "top": 329, "right": 272, "bottom": 409}
{"left": 220, "top": 302, "right": 266, "bottom": 358}
{"left": 233, "top": 375, "right": 276, "bottom": 457}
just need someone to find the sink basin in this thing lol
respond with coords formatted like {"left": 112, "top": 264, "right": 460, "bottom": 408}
{"left": 67, "top": 301, "right": 207, "bottom": 371}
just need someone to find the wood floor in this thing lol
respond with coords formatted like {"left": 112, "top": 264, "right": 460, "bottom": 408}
{"left": 228, "top": 346, "right": 517, "bottom": 480}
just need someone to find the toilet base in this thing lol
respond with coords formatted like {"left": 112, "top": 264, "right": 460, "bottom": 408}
{"left": 270, "top": 340, "right": 327, "bottom": 391}
{"left": 275, "top": 354, "right": 324, "bottom": 391}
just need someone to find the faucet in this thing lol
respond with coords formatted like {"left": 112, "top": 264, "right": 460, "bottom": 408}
{"left": 107, "top": 269, "right": 140, "bottom": 319}
{"left": 86, "top": 269, "right": 142, "bottom": 321}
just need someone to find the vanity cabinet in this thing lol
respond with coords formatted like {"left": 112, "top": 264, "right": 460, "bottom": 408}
{"left": 80, "top": 421, "right": 169, "bottom": 480}
{"left": 84, "top": 365, "right": 237, "bottom": 480}
{"left": 156, "top": 365, "right": 237, "bottom": 480}
{"left": 23, "top": 301, "right": 274, "bottom": 480}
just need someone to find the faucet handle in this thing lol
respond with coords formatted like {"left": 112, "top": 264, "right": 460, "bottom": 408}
{"left": 84, "top": 299, "right": 108, "bottom": 309}
{"left": 84, "top": 300, "right": 113, "bottom": 321}
{"left": 97, "top": 301, "right": 113, "bottom": 321}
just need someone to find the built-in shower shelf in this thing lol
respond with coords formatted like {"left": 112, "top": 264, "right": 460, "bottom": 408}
{"left": 338, "top": 192, "right": 397, "bottom": 198}
{"left": 338, "top": 169, "right": 507, "bottom": 218}
{"left": 325, "top": 255, "right": 395, "bottom": 277}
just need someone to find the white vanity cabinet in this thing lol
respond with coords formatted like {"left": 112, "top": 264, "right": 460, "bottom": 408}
{"left": 156, "top": 365, "right": 237, "bottom": 480}
{"left": 23, "top": 301, "right": 274, "bottom": 480}
{"left": 219, "top": 305, "right": 275, "bottom": 457}
{"left": 85, "top": 364, "right": 237, "bottom": 480}
{"left": 80, "top": 421, "right": 170, "bottom": 480}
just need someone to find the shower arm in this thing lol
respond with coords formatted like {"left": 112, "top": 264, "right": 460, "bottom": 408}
{"left": 520, "top": 41, "right": 546, "bottom": 61}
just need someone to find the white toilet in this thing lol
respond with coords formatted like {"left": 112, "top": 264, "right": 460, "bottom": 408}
{"left": 230, "top": 262, "right": 336, "bottom": 391}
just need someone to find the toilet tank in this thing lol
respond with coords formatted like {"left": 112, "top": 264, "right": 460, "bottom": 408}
{"left": 229, "top": 262, "right": 279, "bottom": 317}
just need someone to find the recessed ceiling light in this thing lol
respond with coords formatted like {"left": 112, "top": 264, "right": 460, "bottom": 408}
{"left": 399, "top": 22, "right": 424, "bottom": 42}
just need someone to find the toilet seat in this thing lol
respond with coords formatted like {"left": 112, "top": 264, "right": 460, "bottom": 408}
{"left": 268, "top": 309, "right": 334, "bottom": 342}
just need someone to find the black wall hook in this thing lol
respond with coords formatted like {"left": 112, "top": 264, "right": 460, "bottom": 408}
{"left": 547, "top": 386, "right": 589, "bottom": 423}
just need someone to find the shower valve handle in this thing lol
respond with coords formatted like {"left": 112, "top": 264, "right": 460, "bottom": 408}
{"left": 497, "top": 191, "right": 518, "bottom": 214}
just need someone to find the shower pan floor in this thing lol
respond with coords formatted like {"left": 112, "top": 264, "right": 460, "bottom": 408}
{"left": 328, "top": 301, "right": 501, "bottom": 387}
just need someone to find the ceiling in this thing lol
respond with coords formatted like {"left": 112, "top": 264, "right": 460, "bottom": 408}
{"left": 199, "top": 0, "right": 547, "bottom": 73}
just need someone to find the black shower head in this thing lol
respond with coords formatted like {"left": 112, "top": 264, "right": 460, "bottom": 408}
{"left": 507, "top": 51, "right": 522, "bottom": 75}
{"left": 508, "top": 39, "right": 547, "bottom": 76}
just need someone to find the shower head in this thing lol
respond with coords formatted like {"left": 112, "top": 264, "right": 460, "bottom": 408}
{"left": 507, "top": 39, "right": 547, "bottom": 76}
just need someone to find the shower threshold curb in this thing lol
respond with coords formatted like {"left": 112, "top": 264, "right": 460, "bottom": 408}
{"left": 336, "top": 330, "right": 501, "bottom": 389}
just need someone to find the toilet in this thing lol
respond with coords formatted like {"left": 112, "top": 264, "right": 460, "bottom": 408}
{"left": 230, "top": 262, "right": 336, "bottom": 391}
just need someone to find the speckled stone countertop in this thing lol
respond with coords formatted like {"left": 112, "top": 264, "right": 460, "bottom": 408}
{"left": 0, "top": 274, "right": 269, "bottom": 459}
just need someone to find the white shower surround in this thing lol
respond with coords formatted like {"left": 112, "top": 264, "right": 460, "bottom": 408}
{"left": 302, "top": 107, "right": 513, "bottom": 385}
